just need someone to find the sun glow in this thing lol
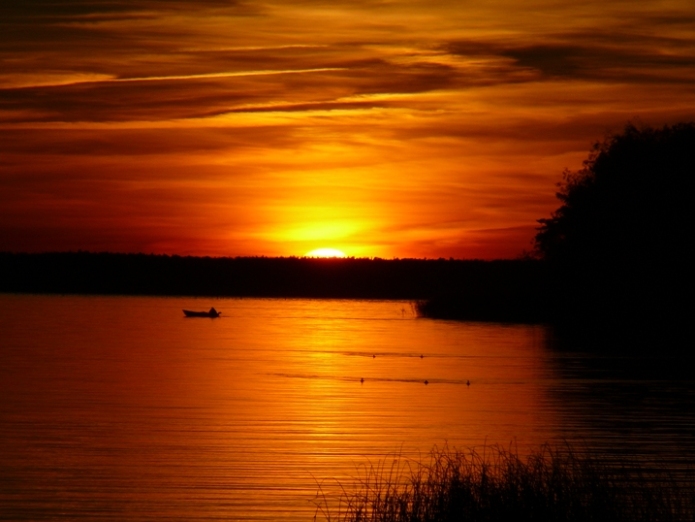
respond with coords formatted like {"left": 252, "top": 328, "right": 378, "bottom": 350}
{"left": 305, "top": 248, "right": 347, "bottom": 258}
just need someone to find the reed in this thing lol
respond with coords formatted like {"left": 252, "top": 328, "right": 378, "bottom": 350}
{"left": 314, "top": 445, "right": 695, "bottom": 522}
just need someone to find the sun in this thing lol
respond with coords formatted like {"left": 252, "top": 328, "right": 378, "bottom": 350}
{"left": 305, "top": 248, "right": 347, "bottom": 258}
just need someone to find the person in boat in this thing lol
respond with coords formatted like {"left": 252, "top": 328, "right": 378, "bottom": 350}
{"left": 209, "top": 307, "right": 219, "bottom": 317}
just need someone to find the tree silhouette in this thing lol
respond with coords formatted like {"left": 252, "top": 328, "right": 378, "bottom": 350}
{"left": 535, "top": 122, "right": 695, "bottom": 335}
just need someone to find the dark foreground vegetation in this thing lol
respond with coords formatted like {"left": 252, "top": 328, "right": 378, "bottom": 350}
{"left": 0, "top": 251, "right": 546, "bottom": 302}
{"left": 419, "top": 122, "right": 695, "bottom": 343}
{"left": 315, "top": 445, "right": 695, "bottom": 522}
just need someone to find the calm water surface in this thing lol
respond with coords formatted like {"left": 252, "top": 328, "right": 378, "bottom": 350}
{"left": 1, "top": 294, "right": 693, "bottom": 521}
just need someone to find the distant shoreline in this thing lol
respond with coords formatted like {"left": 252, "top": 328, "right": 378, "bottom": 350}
{"left": 0, "top": 250, "right": 547, "bottom": 304}
{"left": 2, "top": 251, "right": 688, "bottom": 350}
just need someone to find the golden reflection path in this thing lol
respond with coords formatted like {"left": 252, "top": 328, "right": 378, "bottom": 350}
{"left": 0, "top": 295, "right": 573, "bottom": 521}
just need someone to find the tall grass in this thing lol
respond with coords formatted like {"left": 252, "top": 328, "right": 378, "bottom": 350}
{"left": 314, "top": 445, "right": 695, "bottom": 522}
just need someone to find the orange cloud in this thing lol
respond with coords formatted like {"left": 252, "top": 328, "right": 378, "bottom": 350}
{"left": 1, "top": 1, "right": 695, "bottom": 258}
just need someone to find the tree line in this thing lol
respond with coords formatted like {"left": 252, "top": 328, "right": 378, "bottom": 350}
{"left": 2, "top": 122, "right": 692, "bottom": 344}
{"left": 0, "top": 251, "right": 545, "bottom": 302}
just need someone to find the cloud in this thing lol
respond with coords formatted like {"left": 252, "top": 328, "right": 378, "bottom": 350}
{"left": 0, "top": 0, "right": 253, "bottom": 19}
{"left": 444, "top": 32, "right": 695, "bottom": 84}
{"left": 2, "top": 0, "right": 695, "bottom": 257}
{"left": 502, "top": 42, "right": 695, "bottom": 82}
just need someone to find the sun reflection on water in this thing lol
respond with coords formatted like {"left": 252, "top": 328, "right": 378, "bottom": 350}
{"left": 0, "top": 295, "right": 564, "bottom": 521}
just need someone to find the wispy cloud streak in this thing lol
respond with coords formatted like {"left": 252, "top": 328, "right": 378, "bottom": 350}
{"left": 1, "top": 0, "right": 695, "bottom": 258}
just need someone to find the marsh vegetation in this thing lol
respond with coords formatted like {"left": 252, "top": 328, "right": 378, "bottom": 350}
{"left": 315, "top": 445, "right": 695, "bottom": 522}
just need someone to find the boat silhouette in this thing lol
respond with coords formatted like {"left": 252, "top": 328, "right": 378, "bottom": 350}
{"left": 183, "top": 307, "right": 220, "bottom": 318}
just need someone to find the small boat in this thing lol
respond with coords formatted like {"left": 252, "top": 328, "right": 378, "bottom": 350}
{"left": 183, "top": 307, "right": 221, "bottom": 318}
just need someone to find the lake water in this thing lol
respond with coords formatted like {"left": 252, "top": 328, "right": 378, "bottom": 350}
{"left": 1, "top": 294, "right": 694, "bottom": 521}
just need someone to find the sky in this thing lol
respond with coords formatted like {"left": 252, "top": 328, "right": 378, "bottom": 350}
{"left": 1, "top": 0, "right": 694, "bottom": 259}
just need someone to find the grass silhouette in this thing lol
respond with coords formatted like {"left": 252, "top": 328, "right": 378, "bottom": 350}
{"left": 314, "top": 444, "right": 695, "bottom": 522}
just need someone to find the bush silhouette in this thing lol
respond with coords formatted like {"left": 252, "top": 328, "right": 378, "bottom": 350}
{"left": 535, "top": 122, "right": 695, "bottom": 336}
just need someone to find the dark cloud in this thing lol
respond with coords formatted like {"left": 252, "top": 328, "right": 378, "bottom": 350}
{"left": 503, "top": 43, "right": 695, "bottom": 81}
{"left": 0, "top": 0, "right": 252, "bottom": 18}
{"left": 391, "top": 224, "right": 539, "bottom": 260}
{"left": 0, "top": 126, "right": 299, "bottom": 158}
{"left": 0, "top": 56, "right": 460, "bottom": 123}
{"left": 444, "top": 30, "right": 695, "bottom": 84}
{"left": 0, "top": 81, "right": 234, "bottom": 122}
{"left": 0, "top": 1, "right": 262, "bottom": 59}
{"left": 0, "top": 0, "right": 138, "bottom": 19}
